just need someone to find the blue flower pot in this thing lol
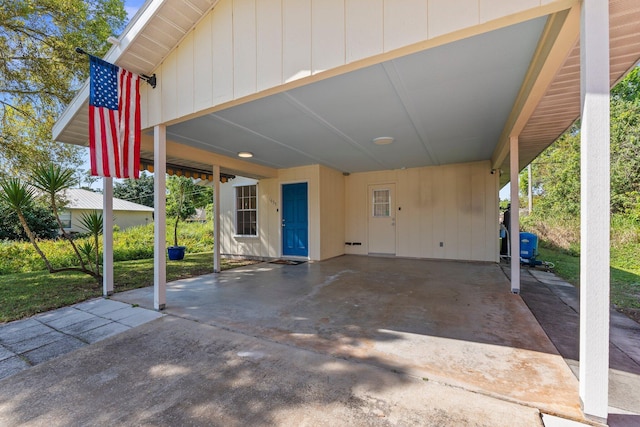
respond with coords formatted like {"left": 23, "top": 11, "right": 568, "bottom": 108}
{"left": 167, "top": 246, "right": 186, "bottom": 261}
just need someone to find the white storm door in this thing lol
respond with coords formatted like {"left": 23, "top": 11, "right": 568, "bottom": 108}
{"left": 368, "top": 184, "right": 396, "bottom": 255}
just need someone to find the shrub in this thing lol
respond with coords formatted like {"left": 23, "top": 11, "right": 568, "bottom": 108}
{"left": 0, "top": 221, "right": 216, "bottom": 274}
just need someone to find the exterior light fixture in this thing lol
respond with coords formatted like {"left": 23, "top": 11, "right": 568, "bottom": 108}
{"left": 372, "top": 137, "right": 394, "bottom": 145}
{"left": 238, "top": 151, "right": 253, "bottom": 158}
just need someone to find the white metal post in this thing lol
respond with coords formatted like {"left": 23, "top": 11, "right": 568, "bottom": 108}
{"left": 154, "top": 124, "right": 167, "bottom": 310}
{"left": 213, "top": 165, "right": 221, "bottom": 273}
{"left": 579, "top": 0, "right": 610, "bottom": 420}
{"left": 509, "top": 136, "right": 520, "bottom": 294}
{"left": 102, "top": 177, "right": 114, "bottom": 296}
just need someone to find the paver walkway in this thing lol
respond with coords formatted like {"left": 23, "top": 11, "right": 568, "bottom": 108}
{"left": 0, "top": 299, "right": 163, "bottom": 380}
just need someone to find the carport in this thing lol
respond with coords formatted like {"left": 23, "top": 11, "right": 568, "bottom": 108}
{"left": 50, "top": 0, "right": 640, "bottom": 420}
{"left": 113, "top": 256, "right": 583, "bottom": 421}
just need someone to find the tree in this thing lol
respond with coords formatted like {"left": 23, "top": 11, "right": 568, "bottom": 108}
{"left": 113, "top": 171, "right": 155, "bottom": 207}
{"left": 531, "top": 127, "right": 581, "bottom": 219}
{"left": 0, "top": 197, "right": 58, "bottom": 240}
{"left": 0, "top": 163, "right": 103, "bottom": 281}
{"left": 530, "top": 67, "right": 640, "bottom": 220}
{"left": 0, "top": 0, "right": 127, "bottom": 176}
{"left": 166, "top": 176, "right": 213, "bottom": 247}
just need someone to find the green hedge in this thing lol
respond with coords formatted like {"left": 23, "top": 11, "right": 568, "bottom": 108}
{"left": 0, "top": 221, "right": 214, "bottom": 274}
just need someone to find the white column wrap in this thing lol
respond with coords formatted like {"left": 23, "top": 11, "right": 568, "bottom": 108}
{"left": 579, "top": 0, "right": 610, "bottom": 420}
{"left": 154, "top": 125, "right": 167, "bottom": 310}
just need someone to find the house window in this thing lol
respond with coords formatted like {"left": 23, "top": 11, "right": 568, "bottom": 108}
{"left": 59, "top": 211, "right": 72, "bottom": 228}
{"left": 372, "top": 189, "right": 390, "bottom": 217}
{"left": 236, "top": 185, "right": 257, "bottom": 236}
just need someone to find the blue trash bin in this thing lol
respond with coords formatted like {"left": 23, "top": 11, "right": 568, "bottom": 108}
{"left": 519, "top": 232, "right": 538, "bottom": 260}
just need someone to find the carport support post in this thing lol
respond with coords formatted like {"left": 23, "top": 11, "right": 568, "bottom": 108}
{"left": 213, "top": 164, "right": 221, "bottom": 273}
{"left": 579, "top": 0, "right": 610, "bottom": 420}
{"left": 509, "top": 135, "right": 520, "bottom": 294}
{"left": 154, "top": 124, "right": 167, "bottom": 310}
{"left": 102, "top": 177, "right": 114, "bottom": 296}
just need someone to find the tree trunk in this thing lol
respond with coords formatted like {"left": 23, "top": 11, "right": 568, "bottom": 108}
{"left": 50, "top": 194, "right": 87, "bottom": 270}
{"left": 16, "top": 210, "right": 55, "bottom": 272}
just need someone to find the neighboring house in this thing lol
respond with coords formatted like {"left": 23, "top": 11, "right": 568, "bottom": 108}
{"left": 52, "top": 0, "right": 638, "bottom": 418}
{"left": 61, "top": 188, "right": 153, "bottom": 233}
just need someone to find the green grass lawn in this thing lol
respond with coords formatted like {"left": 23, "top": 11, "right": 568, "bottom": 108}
{"left": 0, "top": 252, "right": 257, "bottom": 323}
{"left": 537, "top": 246, "right": 640, "bottom": 311}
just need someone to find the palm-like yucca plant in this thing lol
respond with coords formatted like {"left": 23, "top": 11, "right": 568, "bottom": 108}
{"left": 0, "top": 178, "right": 55, "bottom": 272}
{"left": 79, "top": 210, "right": 103, "bottom": 275}
{"left": 30, "top": 163, "right": 88, "bottom": 271}
{"left": 1, "top": 167, "right": 103, "bottom": 282}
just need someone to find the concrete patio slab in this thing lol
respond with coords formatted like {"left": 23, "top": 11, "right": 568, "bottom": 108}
{"left": 3, "top": 331, "right": 66, "bottom": 354}
{"left": 22, "top": 336, "right": 85, "bottom": 365}
{"left": 0, "top": 299, "right": 164, "bottom": 381}
{"left": 57, "top": 316, "right": 112, "bottom": 335}
{"left": 74, "top": 322, "right": 131, "bottom": 344}
{"left": 114, "top": 256, "right": 584, "bottom": 422}
{"left": 40, "top": 310, "right": 95, "bottom": 330}
{"left": 0, "top": 323, "right": 52, "bottom": 345}
{"left": 0, "top": 346, "right": 15, "bottom": 362}
{"left": 0, "top": 316, "right": 546, "bottom": 427}
{"left": 73, "top": 299, "right": 132, "bottom": 316}
{"left": 0, "top": 357, "right": 29, "bottom": 380}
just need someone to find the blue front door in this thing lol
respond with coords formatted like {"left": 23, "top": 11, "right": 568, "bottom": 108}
{"left": 282, "top": 183, "right": 308, "bottom": 257}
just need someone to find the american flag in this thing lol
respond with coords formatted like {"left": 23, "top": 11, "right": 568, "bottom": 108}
{"left": 89, "top": 56, "right": 141, "bottom": 179}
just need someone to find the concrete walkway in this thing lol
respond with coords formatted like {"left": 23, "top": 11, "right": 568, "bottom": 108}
{"left": 0, "top": 299, "right": 163, "bottom": 381}
{"left": 514, "top": 266, "right": 640, "bottom": 427}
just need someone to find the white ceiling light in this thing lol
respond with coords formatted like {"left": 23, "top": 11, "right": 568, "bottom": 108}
{"left": 237, "top": 151, "right": 253, "bottom": 158}
{"left": 372, "top": 137, "right": 394, "bottom": 145}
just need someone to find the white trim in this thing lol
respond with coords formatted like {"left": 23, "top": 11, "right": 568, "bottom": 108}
{"left": 234, "top": 184, "right": 258, "bottom": 237}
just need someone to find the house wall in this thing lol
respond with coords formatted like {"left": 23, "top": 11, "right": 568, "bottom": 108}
{"left": 319, "top": 165, "right": 345, "bottom": 260}
{"left": 67, "top": 209, "right": 152, "bottom": 233}
{"left": 220, "top": 165, "right": 326, "bottom": 261}
{"left": 344, "top": 160, "right": 499, "bottom": 262}
{"left": 220, "top": 161, "right": 498, "bottom": 263}
{"left": 141, "top": 0, "right": 561, "bottom": 128}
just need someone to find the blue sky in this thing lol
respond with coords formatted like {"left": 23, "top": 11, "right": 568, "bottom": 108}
{"left": 124, "top": 0, "right": 145, "bottom": 20}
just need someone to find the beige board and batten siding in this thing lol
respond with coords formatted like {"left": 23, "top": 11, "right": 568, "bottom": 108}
{"left": 140, "top": 0, "right": 567, "bottom": 129}
{"left": 221, "top": 165, "right": 345, "bottom": 261}
{"left": 345, "top": 161, "right": 499, "bottom": 262}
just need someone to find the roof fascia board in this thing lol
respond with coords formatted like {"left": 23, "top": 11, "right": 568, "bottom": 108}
{"left": 491, "top": 3, "right": 581, "bottom": 171}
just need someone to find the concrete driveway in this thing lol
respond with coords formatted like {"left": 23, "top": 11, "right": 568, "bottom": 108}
{"left": 0, "top": 256, "right": 585, "bottom": 426}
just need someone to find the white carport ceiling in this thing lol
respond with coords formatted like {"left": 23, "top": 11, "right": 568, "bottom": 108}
{"left": 165, "top": 17, "right": 547, "bottom": 174}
